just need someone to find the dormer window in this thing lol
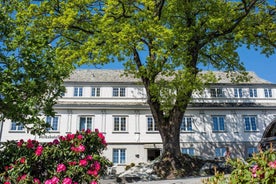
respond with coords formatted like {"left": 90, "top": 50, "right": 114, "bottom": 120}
{"left": 210, "top": 88, "right": 223, "bottom": 97}
{"left": 113, "top": 87, "right": 126, "bottom": 97}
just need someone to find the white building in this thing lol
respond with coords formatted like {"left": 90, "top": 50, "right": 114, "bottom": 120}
{"left": 1, "top": 69, "right": 276, "bottom": 172}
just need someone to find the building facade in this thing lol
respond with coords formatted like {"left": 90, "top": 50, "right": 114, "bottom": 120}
{"left": 1, "top": 70, "right": 276, "bottom": 172}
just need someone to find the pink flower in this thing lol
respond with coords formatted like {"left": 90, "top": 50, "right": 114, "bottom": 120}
{"left": 17, "top": 174, "right": 27, "bottom": 181}
{"left": 79, "top": 159, "right": 88, "bottom": 166}
{"left": 90, "top": 181, "right": 97, "bottom": 184}
{"left": 93, "top": 161, "right": 101, "bottom": 171}
{"left": 52, "top": 139, "right": 60, "bottom": 145}
{"left": 4, "top": 181, "right": 11, "bottom": 184}
{"left": 57, "top": 163, "right": 66, "bottom": 172}
{"left": 59, "top": 136, "right": 66, "bottom": 141}
{"left": 17, "top": 139, "right": 24, "bottom": 147}
{"left": 35, "top": 145, "right": 43, "bottom": 156}
{"left": 86, "top": 129, "right": 91, "bottom": 134}
{"left": 33, "top": 178, "right": 41, "bottom": 184}
{"left": 87, "top": 170, "right": 98, "bottom": 176}
{"left": 51, "top": 176, "right": 60, "bottom": 184}
{"left": 77, "top": 134, "right": 83, "bottom": 140}
{"left": 67, "top": 134, "right": 75, "bottom": 140}
{"left": 78, "top": 145, "right": 85, "bottom": 152}
{"left": 86, "top": 155, "right": 93, "bottom": 160}
{"left": 268, "top": 160, "right": 276, "bottom": 168}
{"left": 62, "top": 177, "right": 72, "bottom": 184}
{"left": 26, "top": 139, "right": 34, "bottom": 148}
{"left": 44, "top": 179, "right": 52, "bottom": 184}
{"left": 20, "top": 157, "right": 26, "bottom": 164}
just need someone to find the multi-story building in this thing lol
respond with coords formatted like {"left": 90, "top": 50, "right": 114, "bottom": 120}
{"left": 1, "top": 69, "right": 276, "bottom": 172}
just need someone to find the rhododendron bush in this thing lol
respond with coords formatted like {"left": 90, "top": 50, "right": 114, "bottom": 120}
{"left": 0, "top": 129, "right": 112, "bottom": 184}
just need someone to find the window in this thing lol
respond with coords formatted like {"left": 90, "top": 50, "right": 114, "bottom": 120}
{"left": 74, "top": 87, "right": 83, "bottom": 97}
{"left": 113, "top": 149, "right": 126, "bottom": 164}
{"left": 181, "top": 148, "right": 195, "bottom": 156}
{"left": 264, "top": 88, "right": 272, "bottom": 98}
{"left": 247, "top": 147, "right": 258, "bottom": 157}
{"left": 234, "top": 88, "right": 243, "bottom": 98}
{"left": 113, "top": 116, "right": 127, "bottom": 132}
{"left": 249, "top": 88, "right": 257, "bottom": 97}
{"left": 113, "top": 87, "right": 126, "bottom": 97}
{"left": 215, "top": 147, "right": 226, "bottom": 157}
{"left": 180, "top": 117, "right": 193, "bottom": 132}
{"left": 10, "top": 122, "right": 24, "bottom": 131}
{"left": 91, "top": 87, "right": 100, "bottom": 97}
{"left": 147, "top": 117, "right": 158, "bottom": 131}
{"left": 46, "top": 116, "right": 59, "bottom": 131}
{"left": 79, "top": 116, "right": 93, "bottom": 131}
{"left": 244, "top": 116, "right": 257, "bottom": 131}
{"left": 212, "top": 116, "right": 225, "bottom": 131}
{"left": 210, "top": 88, "right": 223, "bottom": 97}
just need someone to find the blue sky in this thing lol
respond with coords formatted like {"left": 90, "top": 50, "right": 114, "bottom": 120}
{"left": 80, "top": 47, "right": 276, "bottom": 83}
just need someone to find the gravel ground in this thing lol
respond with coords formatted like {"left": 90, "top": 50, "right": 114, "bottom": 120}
{"left": 99, "top": 176, "right": 211, "bottom": 184}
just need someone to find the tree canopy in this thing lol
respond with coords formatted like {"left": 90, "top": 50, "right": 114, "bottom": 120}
{"left": 0, "top": 1, "right": 73, "bottom": 134}
{"left": 1, "top": 0, "right": 275, "bottom": 177}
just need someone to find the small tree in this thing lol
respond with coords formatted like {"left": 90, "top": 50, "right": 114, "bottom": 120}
{"left": 5, "top": 0, "right": 276, "bottom": 177}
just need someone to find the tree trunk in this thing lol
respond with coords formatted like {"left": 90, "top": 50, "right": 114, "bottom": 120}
{"left": 152, "top": 110, "right": 197, "bottom": 179}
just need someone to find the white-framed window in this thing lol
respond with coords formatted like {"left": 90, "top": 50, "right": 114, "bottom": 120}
{"left": 244, "top": 116, "right": 257, "bottom": 131}
{"left": 10, "top": 122, "right": 24, "bottom": 131}
{"left": 46, "top": 116, "right": 59, "bottom": 131}
{"left": 249, "top": 88, "right": 257, "bottom": 97}
{"left": 113, "top": 149, "right": 126, "bottom": 164}
{"left": 91, "top": 87, "right": 100, "bottom": 97}
{"left": 79, "top": 116, "right": 93, "bottom": 131}
{"left": 212, "top": 116, "right": 225, "bottom": 131}
{"left": 147, "top": 116, "right": 158, "bottom": 131}
{"left": 112, "top": 87, "right": 126, "bottom": 97}
{"left": 181, "top": 148, "right": 195, "bottom": 156}
{"left": 234, "top": 88, "right": 243, "bottom": 98}
{"left": 113, "top": 116, "right": 127, "bottom": 132}
{"left": 210, "top": 88, "right": 223, "bottom": 97}
{"left": 74, "top": 87, "right": 83, "bottom": 97}
{"left": 264, "top": 88, "right": 272, "bottom": 98}
{"left": 180, "top": 117, "right": 193, "bottom": 132}
{"left": 215, "top": 147, "right": 226, "bottom": 157}
{"left": 247, "top": 147, "right": 258, "bottom": 157}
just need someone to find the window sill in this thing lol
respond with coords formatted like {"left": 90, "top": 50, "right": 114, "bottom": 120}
{"left": 146, "top": 131, "right": 159, "bottom": 134}
{"left": 8, "top": 130, "right": 25, "bottom": 133}
{"left": 180, "top": 131, "right": 195, "bottom": 133}
{"left": 112, "top": 131, "right": 129, "bottom": 134}
{"left": 212, "top": 131, "right": 227, "bottom": 133}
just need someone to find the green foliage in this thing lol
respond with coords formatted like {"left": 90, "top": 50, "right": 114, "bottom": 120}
{"left": 0, "top": 129, "right": 112, "bottom": 183}
{"left": 6, "top": 0, "right": 274, "bottom": 117}
{"left": 0, "top": 0, "right": 74, "bottom": 134}
{"left": 202, "top": 149, "right": 276, "bottom": 184}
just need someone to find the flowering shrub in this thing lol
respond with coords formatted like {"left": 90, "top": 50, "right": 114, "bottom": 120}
{"left": 0, "top": 129, "right": 112, "bottom": 184}
{"left": 202, "top": 148, "right": 276, "bottom": 184}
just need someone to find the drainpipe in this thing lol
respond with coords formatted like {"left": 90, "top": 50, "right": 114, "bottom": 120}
{"left": 0, "top": 120, "right": 3, "bottom": 143}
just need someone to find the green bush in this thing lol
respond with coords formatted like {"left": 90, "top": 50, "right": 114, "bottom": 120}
{"left": 203, "top": 148, "right": 276, "bottom": 184}
{"left": 0, "top": 129, "right": 112, "bottom": 184}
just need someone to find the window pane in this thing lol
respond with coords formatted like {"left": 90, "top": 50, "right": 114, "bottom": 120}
{"left": 114, "top": 117, "right": 120, "bottom": 131}
{"left": 120, "top": 88, "right": 126, "bottom": 96}
{"left": 11, "top": 122, "right": 17, "bottom": 130}
{"left": 121, "top": 117, "right": 126, "bottom": 131}
{"left": 87, "top": 117, "right": 92, "bottom": 130}
{"left": 120, "top": 149, "right": 126, "bottom": 163}
{"left": 52, "top": 117, "right": 58, "bottom": 130}
{"left": 113, "top": 88, "right": 119, "bottom": 96}
{"left": 80, "top": 117, "right": 86, "bottom": 131}
{"left": 113, "top": 149, "right": 119, "bottom": 163}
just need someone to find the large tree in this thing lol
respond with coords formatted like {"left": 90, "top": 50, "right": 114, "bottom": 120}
{"left": 7, "top": 0, "right": 276, "bottom": 177}
{"left": 0, "top": 1, "right": 73, "bottom": 134}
